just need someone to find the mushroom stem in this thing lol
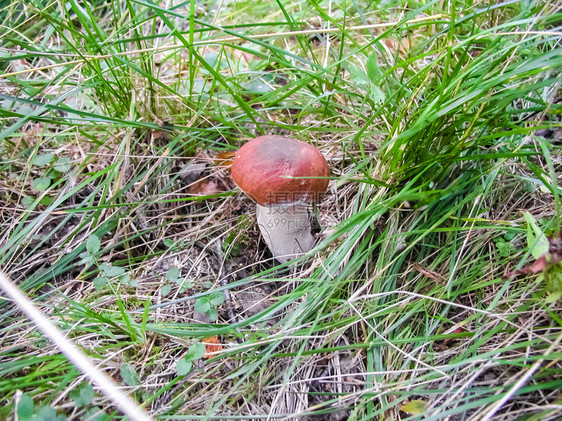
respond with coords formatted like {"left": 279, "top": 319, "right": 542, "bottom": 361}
{"left": 256, "top": 204, "right": 315, "bottom": 263}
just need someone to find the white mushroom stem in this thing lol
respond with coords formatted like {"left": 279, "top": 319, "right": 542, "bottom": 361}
{"left": 256, "top": 203, "right": 315, "bottom": 263}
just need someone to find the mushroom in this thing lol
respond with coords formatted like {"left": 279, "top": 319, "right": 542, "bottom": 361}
{"left": 231, "top": 135, "right": 329, "bottom": 263}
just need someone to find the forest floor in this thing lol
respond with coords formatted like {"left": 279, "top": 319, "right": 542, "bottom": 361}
{"left": 0, "top": 1, "right": 561, "bottom": 420}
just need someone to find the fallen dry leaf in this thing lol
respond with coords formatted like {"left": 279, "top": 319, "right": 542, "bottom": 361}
{"left": 202, "top": 336, "right": 223, "bottom": 359}
{"left": 187, "top": 177, "right": 222, "bottom": 196}
{"left": 214, "top": 151, "right": 236, "bottom": 168}
{"left": 504, "top": 235, "right": 562, "bottom": 279}
{"left": 443, "top": 326, "right": 468, "bottom": 345}
{"left": 151, "top": 129, "right": 170, "bottom": 140}
{"left": 401, "top": 399, "right": 426, "bottom": 415}
{"left": 413, "top": 263, "right": 447, "bottom": 284}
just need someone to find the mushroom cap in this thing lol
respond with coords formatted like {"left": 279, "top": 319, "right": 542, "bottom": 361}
{"left": 231, "top": 135, "right": 329, "bottom": 206}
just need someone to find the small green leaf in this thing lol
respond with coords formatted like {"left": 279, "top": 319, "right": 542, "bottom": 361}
{"left": 120, "top": 363, "right": 140, "bottom": 386}
{"left": 366, "top": 52, "right": 381, "bottom": 83}
{"left": 32, "top": 153, "right": 54, "bottom": 166}
{"left": 22, "top": 196, "right": 34, "bottom": 206}
{"left": 70, "top": 383, "right": 94, "bottom": 406}
{"left": 163, "top": 239, "right": 174, "bottom": 247}
{"left": 194, "top": 298, "right": 210, "bottom": 314}
{"left": 545, "top": 291, "right": 561, "bottom": 304}
{"left": 347, "top": 63, "right": 370, "bottom": 85}
{"left": 369, "top": 85, "right": 386, "bottom": 104}
{"left": 504, "top": 232, "right": 516, "bottom": 241}
{"left": 37, "top": 405, "right": 64, "bottom": 421}
{"left": 191, "top": 342, "right": 207, "bottom": 360}
{"left": 119, "top": 273, "right": 131, "bottom": 284}
{"left": 17, "top": 393, "right": 34, "bottom": 420}
{"left": 206, "top": 307, "right": 219, "bottom": 322}
{"left": 166, "top": 267, "right": 180, "bottom": 282}
{"left": 32, "top": 177, "right": 52, "bottom": 191}
{"left": 401, "top": 399, "right": 426, "bottom": 415}
{"left": 53, "top": 157, "right": 72, "bottom": 172}
{"left": 161, "top": 284, "right": 172, "bottom": 296}
{"left": 93, "top": 277, "right": 107, "bottom": 290}
{"left": 186, "top": 342, "right": 206, "bottom": 361}
{"left": 87, "top": 234, "right": 101, "bottom": 254}
{"left": 524, "top": 212, "right": 549, "bottom": 259}
{"left": 209, "top": 292, "right": 225, "bottom": 306}
{"left": 176, "top": 358, "right": 192, "bottom": 376}
{"left": 39, "top": 196, "right": 53, "bottom": 206}
{"left": 80, "top": 252, "right": 95, "bottom": 266}
{"left": 121, "top": 274, "right": 137, "bottom": 287}
{"left": 79, "top": 383, "right": 94, "bottom": 406}
{"left": 177, "top": 279, "right": 192, "bottom": 292}
{"left": 100, "top": 263, "right": 125, "bottom": 277}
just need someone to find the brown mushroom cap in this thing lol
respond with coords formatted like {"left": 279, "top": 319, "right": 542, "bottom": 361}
{"left": 231, "top": 135, "right": 329, "bottom": 206}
